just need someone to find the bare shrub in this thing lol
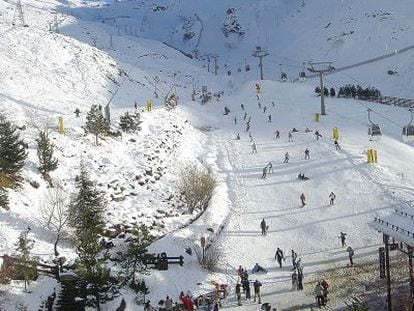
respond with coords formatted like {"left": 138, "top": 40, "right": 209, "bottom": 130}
{"left": 194, "top": 242, "right": 222, "bottom": 272}
{"left": 178, "top": 164, "right": 216, "bottom": 213}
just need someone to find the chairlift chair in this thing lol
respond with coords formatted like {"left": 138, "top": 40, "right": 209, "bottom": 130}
{"left": 367, "top": 108, "right": 382, "bottom": 140}
{"left": 402, "top": 108, "right": 414, "bottom": 142}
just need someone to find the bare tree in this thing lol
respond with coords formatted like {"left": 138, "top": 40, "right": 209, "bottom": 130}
{"left": 41, "top": 183, "right": 70, "bottom": 256}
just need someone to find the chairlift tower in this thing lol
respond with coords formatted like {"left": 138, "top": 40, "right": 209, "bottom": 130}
{"left": 308, "top": 61, "right": 335, "bottom": 115}
{"left": 252, "top": 46, "right": 269, "bottom": 80}
{"left": 12, "top": 0, "right": 27, "bottom": 27}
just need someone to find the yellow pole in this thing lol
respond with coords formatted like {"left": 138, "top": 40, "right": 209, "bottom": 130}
{"left": 314, "top": 113, "right": 320, "bottom": 122}
{"left": 58, "top": 117, "right": 64, "bottom": 135}
{"left": 373, "top": 149, "right": 378, "bottom": 163}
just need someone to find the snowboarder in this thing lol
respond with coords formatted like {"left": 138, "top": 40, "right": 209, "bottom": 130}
{"left": 268, "top": 115, "right": 272, "bottom": 122}
{"left": 329, "top": 192, "right": 336, "bottom": 205}
{"left": 314, "top": 282, "right": 325, "bottom": 307}
{"left": 234, "top": 116, "right": 237, "bottom": 124}
{"left": 253, "top": 280, "right": 262, "bottom": 304}
{"left": 252, "top": 142, "right": 257, "bottom": 153}
{"left": 291, "top": 249, "right": 298, "bottom": 269}
{"left": 283, "top": 152, "right": 290, "bottom": 163}
{"left": 267, "top": 161, "right": 273, "bottom": 174}
{"left": 274, "top": 130, "right": 280, "bottom": 139}
{"left": 334, "top": 139, "right": 341, "bottom": 150}
{"left": 224, "top": 106, "right": 230, "bottom": 115}
{"left": 261, "top": 166, "right": 267, "bottom": 179}
{"left": 339, "top": 232, "right": 347, "bottom": 247}
{"left": 252, "top": 263, "right": 267, "bottom": 274}
{"left": 235, "top": 283, "right": 242, "bottom": 306}
{"left": 347, "top": 246, "right": 354, "bottom": 266}
{"left": 298, "top": 173, "right": 309, "bottom": 181}
{"left": 315, "top": 130, "right": 322, "bottom": 140}
{"left": 263, "top": 106, "right": 267, "bottom": 113}
{"left": 300, "top": 193, "right": 306, "bottom": 207}
{"left": 304, "top": 148, "right": 310, "bottom": 160}
{"left": 275, "top": 247, "right": 284, "bottom": 268}
{"left": 241, "top": 104, "right": 245, "bottom": 110}
{"left": 288, "top": 132, "right": 293, "bottom": 142}
{"left": 260, "top": 219, "right": 267, "bottom": 235}
{"left": 291, "top": 270, "right": 298, "bottom": 290}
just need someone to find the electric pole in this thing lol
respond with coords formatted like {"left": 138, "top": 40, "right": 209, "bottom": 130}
{"left": 211, "top": 54, "right": 219, "bottom": 75}
{"left": 308, "top": 61, "right": 335, "bottom": 115}
{"left": 252, "top": 46, "right": 269, "bottom": 80}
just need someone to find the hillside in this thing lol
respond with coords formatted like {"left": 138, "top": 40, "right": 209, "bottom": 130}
{"left": 0, "top": 0, "right": 413, "bottom": 310}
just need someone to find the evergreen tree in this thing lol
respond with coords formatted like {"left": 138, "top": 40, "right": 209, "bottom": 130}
{"left": 84, "top": 105, "right": 110, "bottom": 145}
{"left": 0, "top": 187, "right": 9, "bottom": 210}
{"left": 36, "top": 131, "right": 58, "bottom": 177}
{"left": 15, "top": 228, "right": 37, "bottom": 292}
{"left": 119, "top": 112, "right": 142, "bottom": 133}
{"left": 0, "top": 115, "right": 28, "bottom": 185}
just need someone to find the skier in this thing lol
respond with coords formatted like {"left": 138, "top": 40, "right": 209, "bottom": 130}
{"left": 347, "top": 246, "right": 355, "bottom": 266}
{"left": 334, "top": 139, "right": 341, "bottom": 150}
{"left": 288, "top": 132, "right": 293, "bottom": 142}
{"left": 283, "top": 152, "right": 290, "bottom": 163}
{"left": 291, "top": 249, "right": 298, "bottom": 269}
{"left": 304, "top": 148, "right": 310, "bottom": 160}
{"left": 314, "top": 282, "right": 325, "bottom": 307}
{"left": 263, "top": 106, "right": 267, "bottom": 113}
{"left": 274, "top": 247, "right": 284, "bottom": 268}
{"left": 274, "top": 130, "right": 280, "bottom": 139}
{"left": 252, "top": 142, "right": 257, "bottom": 153}
{"left": 267, "top": 161, "right": 273, "bottom": 174}
{"left": 260, "top": 219, "right": 267, "bottom": 235}
{"left": 235, "top": 283, "right": 242, "bottom": 306}
{"left": 291, "top": 269, "right": 298, "bottom": 290}
{"left": 268, "top": 115, "right": 272, "bottom": 122}
{"left": 339, "top": 232, "right": 347, "bottom": 247}
{"left": 300, "top": 193, "right": 306, "bottom": 207}
{"left": 261, "top": 166, "right": 267, "bottom": 179}
{"left": 241, "top": 104, "right": 245, "bottom": 110}
{"left": 253, "top": 280, "right": 262, "bottom": 304}
{"left": 234, "top": 116, "right": 237, "bottom": 124}
{"left": 315, "top": 130, "right": 322, "bottom": 140}
{"left": 329, "top": 192, "right": 336, "bottom": 205}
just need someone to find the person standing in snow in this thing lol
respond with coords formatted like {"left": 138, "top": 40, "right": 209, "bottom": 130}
{"left": 241, "top": 104, "right": 245, "bottom": 110}
{"left": 321, "top": 279, "right": 330, "bottom": 304}
{"left": 260, "top": 219, "right": 267, "bottom": 235}
{"left": 314, "top": 282, "right": 325, "bottom": 307}
{"left": 304, "top": 148, "right": 310, "bottom": 160}
{"left": 315, "top": 130, "right": 322, "bottom": 140}
{"left": 291, "top": 269, "right": 298, "bottom": 290}
{"left": 334, "top": 139, "right": 341, "bottom": 150}
{"left": 275, "top": 247, "right": 284, "bottom": 268}
{"left": 253, "top": 279, "right": 262, "bottom": 304}
{"left": 252, "top": 142, "right": 257, "bottom": 153}
{"left": 234, "top": 116, "right": 237, "bottom": 124}
{"left": 300, "top": 193, "right": 306, "bottom": 207}
{"left": 236, "top": 133, "right": 240, "bottom": 140}
{"left": 262, "top": 166, "right": 267, "bottom": 179}
{"left": 235, "top": 283, "right": 242, "bottom": 306}
{"left": 288, "top": 132, "right": 293, "bottom": 142}
{"left": 347, "top": 246, "right": 355, "bottom": 266}
{"left": 268, "top": 115, "right": 272, "bottom": 122}
{"left": 283, "top": 152, "right": 290, "bottom": 163}
{"left": 291, "top": 249, "right": 298, "bottom": 269}
{"left": 258, "top": 102, "right": 262, "bottom": 109}
{"left": 267, "top": 161, "right": 273, "bottom": 174}
{"left": 245, "top": 279, "right": 251, "bottom": 300}
{"left": 339, "top": 232, "right": 347, "bottom": 247}
{"left": 297, "top": 268, "right": 304, "bottom": 290}
{"left": 329, "top": 192, "right": 336, "bottom": 205}
{"left": 274, "top": 130, "right": 280, "bottom": 139}
{"left": 263, "top": 106, "right": 267, "bottom": 113}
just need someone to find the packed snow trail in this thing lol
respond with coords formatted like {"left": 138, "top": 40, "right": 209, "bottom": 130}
{"left": 204, "top": 80, "right": 414, "bottom": 310}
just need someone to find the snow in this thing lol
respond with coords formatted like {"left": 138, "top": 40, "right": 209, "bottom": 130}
{"left": 0, "top": 0, "right": 414, "bottom": 310}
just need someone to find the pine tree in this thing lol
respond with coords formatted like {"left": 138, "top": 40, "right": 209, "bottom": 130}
{"left": 0, "top": 187, "right": 9, "bottom": 210}
{"left": 84, "top": 105, "right": 110, "bottom": 145}
{"left": 119, "top": 112, "right": 142, "bottom": 133}
{"left": 36, "top": 130, "right": 58, "bottom": 177}
{"left": 15, "top": 228, "right": 37, "bottom": 292}
{"left": 0, "top": 115, "right": 28, "bottom": 185}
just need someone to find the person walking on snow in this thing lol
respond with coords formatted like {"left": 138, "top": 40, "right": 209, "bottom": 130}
{"left": 291, "top": 250, "right": 298, "bottom": 269}
{"left": 347, "top": 246, "right": 355, "bottom": 266}
{"left": 314, "top": 282, "right": 325, "bottom": 307}
{"left": 334, "top": 139, "right": 341, "bottom": 150}
{"left": 283, "top": 152, "right": 290, "bottom": 163}
{"left": 274, "top": 130, "right": 280, "bottom": 139}
{"left": 304, "top": 148, "right": 310, "bottom": 160}
{"left": 252, "top": 142, "right": 257, "bottom": 153}
{"left": 291, "top": 270, "right": 298, "bottom": 290}
{"left": 260, "top": 219, "right": 267, "bottom": 235}
{"left": 329, "top": 192, "right": 336, "bottom": 205}
{"left": 288, "top": 132, "right": 293, "bottom": 142}
{"left": 315, "top": 130, "right": 322, "bottom": 140}
{"left": 275, "top": 248, "right": 284, "bottom": 268}
{"left": 263, "top": 106, "right": 267, "bottom": 113}
{"left": 300, "top": 193, "right": 306, "bottom": 207}
{"left": 267, "top": 161, "right": 273, "bottom": 174}
{"left": 235, "top": 283, "right": 242, "bottom": 306}
{"left": 261, "top": 166, "right": 267, "bottom": 179}
{"left": 253, "top": 280, "right": 262, "bottom": 304}
{"left": 339, "top": 232, "right": 347, "bottom": 247}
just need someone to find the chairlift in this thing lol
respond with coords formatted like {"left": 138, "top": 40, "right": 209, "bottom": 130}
{"left": 367, "top": 108, "right": 382, "bottom": 140}
{"left": 402, "top": 108, "right": 414, "bottom": 142}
